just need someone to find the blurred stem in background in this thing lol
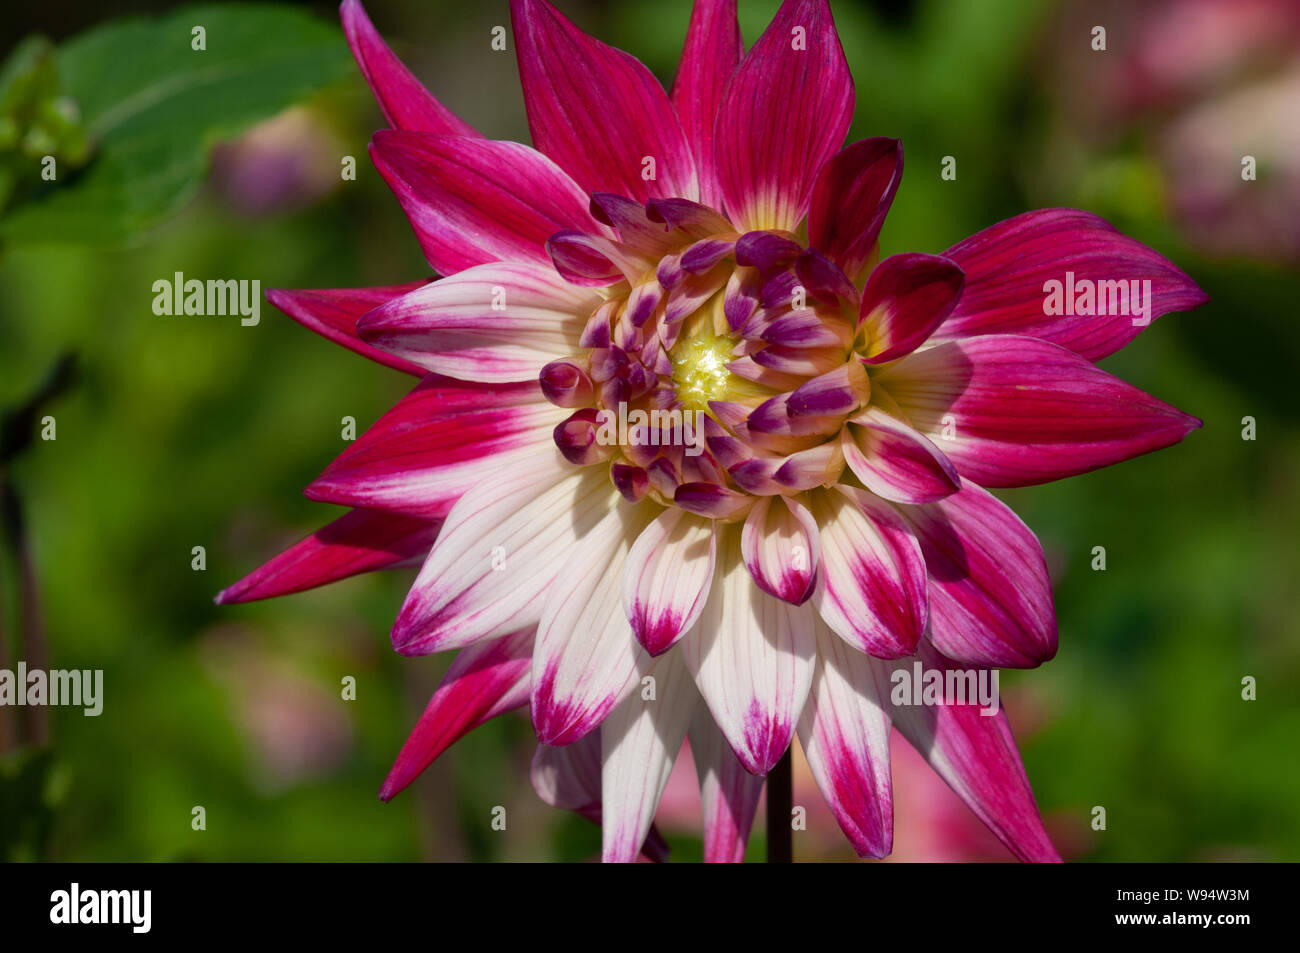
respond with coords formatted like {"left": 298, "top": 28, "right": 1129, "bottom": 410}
{"left": 0, "top": 352, "right": 77, "bottom": 754}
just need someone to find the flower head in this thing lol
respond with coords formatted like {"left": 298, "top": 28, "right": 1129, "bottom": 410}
{"left": 220, "top": 0, "right": 1206, "bottom": 862}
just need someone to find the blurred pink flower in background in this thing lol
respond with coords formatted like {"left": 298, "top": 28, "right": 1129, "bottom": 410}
{"left": 211, "top": 107, "right": 343, "bottom": 217}
{"left": 1054, "top": 0, "right": 1300, "bottom": 263}
{"left": 200, "top": 625, "right": 355, "bottom": 791}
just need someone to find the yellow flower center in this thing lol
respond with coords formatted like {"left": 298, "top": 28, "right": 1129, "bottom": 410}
{"left": 671, "top": 331, "right": 734, "bottom": 411}
{"left": 669, "top": 293, "right": 772, "bottom": 412}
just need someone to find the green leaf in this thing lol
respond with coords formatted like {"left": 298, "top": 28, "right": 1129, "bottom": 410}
{"left": 0, "top": 3, "right": 353, "bottom": 244}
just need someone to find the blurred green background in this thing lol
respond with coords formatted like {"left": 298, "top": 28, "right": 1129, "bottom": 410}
{"left": 1, "top": 0, "right": 1297, "bottom": 861}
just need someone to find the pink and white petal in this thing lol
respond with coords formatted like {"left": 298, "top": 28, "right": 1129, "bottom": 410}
{"left": 875, "top": 334, "right": 1202, "bottom": 488}
{"left": 740, "top": 494, "right": 820, "bottom": 605}
{"left": 772, "top": 440, "right": 848, "bottom": 492}
{"left": 809, "top": 486, "right": 928, "bottom": 659}
{"left": 807, "top": 137, "right": 903, "bottom": 281}
{"left": 378, "top": 628, "right": 534, "bottom": 800}
{"left": 794, "top": 249, "right": 860, "bottom": 310}
{"left": 671, "top": 0, "right": 742, "bottom": 209}
{"left": 734, "top": 230, "right": 803, "bottom": 270}
{"left": 307, "top": 377, "right": 566, "bottom": 518}
{"left": 875, "top": 641, "right": 1061, "bottom": 862}
{"left": 531, "top": 731, "right": 602, "bottom": 810}
{"left": 623, "top": 509, "right": 717, "bottom": 656}
{"left": 593, "top": 814, "right": 673, "bottom": 862}
{"left": 532, "top": 734, "right": 672, "bottom": 862}
{"left": 547, "top": 230, "right": 643, "bottom": 287}
{"left": 673, "top": 482, "right": 754, "bottom": 520}
{"left": 724, "top": 266, "right": 763, "bottom": 329}
{"left": 266, "top": 284, "right": 429, "bottom": 376}
{"left": 511, "top": 0, "right": 697, "bottom": 202}
{"left": 625, "top": 279, "right": 665, "bottom": 328}
{"left": 726, "top": 454, "right": 787, "bottom": 496}
{"left": 689, "top": 708, "right": 764, "bottom": 863}
{"left": 748, "top": 392, "right": 843, "bottom": 438}
{"left": 935, "top": 208, "right": 1209, "bottom": 361}
{"left": 893, "top": 481, "right": 1056, "bottom": 669}
{"left": 750, "top": 343, "right": 848, "bottom": 378}
{"left": 357, "top": 262, "right": 602, "bottom": 382}
{"left": 724, "top": 355, "right": 807, "bottom": 394}
{"left": 215, "top": 508, "right": 440, "bottom": 605}
{"left": 391, "top": 461, "right": 620, "bottom": 655}
{"left": 842, "top": 406, "right": 961, "bottom": 505}
{"left": 682, "top": 526, "right": 816, "bottom": 775}
{"left": 859, "top": 253, "right": 965, "bottom": 364}
{"left": 532, "top": 502, "right": 656, "bottom": 746}
{"left": 589, "top": 194, "right": 708, "bottom": 263}
{"left": 601, "top": 651, "right": 697, "bottom": 862}
{"left": 664, "top": 263, "right": 731, "bottom": 324}
{"left": 797, "top": 614, "right": 893, "bottom": 857}
{"left": 370, "top": 132, "right": 602, "bottom": 277}
{"left": 787, "top": 361, "right": 870, "bottom": 418}
{"left": 761, "top": 308, "right": 850, "bottom": 349}
{"left": 341, "top": 0, "right": 480, "bottom": 136}
{"left": 714, "top": 0, "right": 853, "bottom": 231}
{"left": 646, "top": 197, "right": 735, "bottom": 242}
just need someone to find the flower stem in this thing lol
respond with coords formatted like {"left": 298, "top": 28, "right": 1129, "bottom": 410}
{"left": 0, "top": 353, "right": 76, "bottom": 751}
{"left": 766, "top": 747, "right": 793, "bottom": 863}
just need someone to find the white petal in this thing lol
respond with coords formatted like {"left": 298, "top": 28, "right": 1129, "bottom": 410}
{"left": 809, "top": 486, "right": 928, "bottom": 659}
{"left": 740, "top": 494, "right": 821, "bottom": 604}
{"left": 682, "top": 524, "right": 816, "bottom": 775}
{"left": 689, "top": 708, "right": 764, "bottom": 863}
{"left": 358, "top": 261, "right": 602, "bottom": 382}
{"left": 796, "top": 614, "right": 894, "bottom": 857}
{"left": 530, "top": 734, "right": 602, "bottom": 811}
{"left": 532, "top": 502, "right": 656, "bottom": 745}
{"left": 622, "top": 509, "right": 716, "bottom": 656}
{"left": 601, "top": 651, "right": 696, "bottom": 863}
{"left": 391, "top": 459, "right": 617, "bottom": 654}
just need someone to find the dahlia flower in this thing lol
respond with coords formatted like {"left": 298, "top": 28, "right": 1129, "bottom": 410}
{"left": 219, "top": 0, "right": 1206, "bottom": 862}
